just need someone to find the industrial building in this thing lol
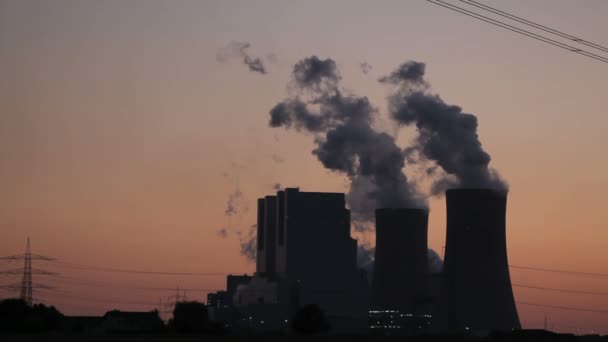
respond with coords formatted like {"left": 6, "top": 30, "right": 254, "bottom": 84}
{"left": 207, "top": 187, "right": 520, "bottom": 335}
{"left": 238, "top": 188, "right": 369, "bottom": 332}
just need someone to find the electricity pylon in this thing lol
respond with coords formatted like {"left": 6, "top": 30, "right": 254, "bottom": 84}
{"left": 0, "top": 237, "right": 57, "bottom": 306}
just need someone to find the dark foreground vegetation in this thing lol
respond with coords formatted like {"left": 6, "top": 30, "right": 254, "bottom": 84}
{"left": 1, "top": 299, "right": 606, "bottom": 342}
{"left": 1, "top": 333, "right": 607, "bottom": 342}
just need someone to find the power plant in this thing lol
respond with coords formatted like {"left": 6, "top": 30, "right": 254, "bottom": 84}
{"left": 210, "top": 188, "right": 369, "bottom": 332}
{"left": 435, "top": 188, "right": 520, "bottom": 333}
{"left": 208, "top": 187, "right": 520, "bottom": 335}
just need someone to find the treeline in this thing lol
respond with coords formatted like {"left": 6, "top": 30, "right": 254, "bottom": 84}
{"left": 0, "top": 299, "right": 63, "bottom": 332}
{"left": 0, "top": 299, "right": 330, "bottom": 335}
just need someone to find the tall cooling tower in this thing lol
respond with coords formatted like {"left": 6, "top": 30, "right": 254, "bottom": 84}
{"left": 435, "top": 189, "right": 520, "bottom": 333}
{"left": 372, "top": 208, "right": 428, "bottom": 314}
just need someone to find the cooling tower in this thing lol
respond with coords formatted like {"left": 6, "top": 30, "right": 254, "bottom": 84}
{"left": 435, "top": 189, "right": 520, "bottom": 333}
{"left": 372, "top": 208, "right": 429, "bottom": 314}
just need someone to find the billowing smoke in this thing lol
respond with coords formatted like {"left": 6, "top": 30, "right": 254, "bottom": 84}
{"left": 238, "top": 224, "right": 257, "bottom": 262}
{"left": 381, "top": 61, "right": 507, "bottom": 194}
{"left": 217, "top": 41, "right": 268, "bottom": 74}
{"left": 357, "top": 245, "right": 375, "bottom": 276}
{"left": 428, "top": 248, "right": 443, "bottom": 274}
{"left": 357, "top": 246, "right": 443, "bottom": 277}
{"left": 269, "top": 56, "right": 426, "bottom": 223}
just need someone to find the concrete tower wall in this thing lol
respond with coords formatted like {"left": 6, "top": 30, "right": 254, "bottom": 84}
{"left": 372, "top": 208, "right": 429, "bottom": 314}
{"left": 256, "top": 198, "right": 266, "bottom": 273}
{"left": 275, "top": 190, "right": 287, "bottom": 274}
{"left": 436, "top": 188, "right": 520, "bottom": 333}
{"left": 263, "top": 196, "right": 277, "bottom": 275}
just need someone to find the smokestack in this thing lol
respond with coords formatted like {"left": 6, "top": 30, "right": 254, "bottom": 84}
{"left": 435, "top": 189, "right": 520, "bottom": 333}
{"left": 372, "top": 208, "right": 429, "bottom": 314}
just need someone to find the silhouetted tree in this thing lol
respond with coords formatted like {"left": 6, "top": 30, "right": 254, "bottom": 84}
{"left": 291, "top": 304, "right": 330, "bottom": 335}
{"left": 0, "top": 299, "right": 30, "bottom": 332}
{"left": 0, "top": 299, "right": 63, "bottom": 332}
{"left": 168, "top": 301, "right": 208, "bottom": 333}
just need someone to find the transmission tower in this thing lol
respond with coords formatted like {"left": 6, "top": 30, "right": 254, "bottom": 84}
{"left": 0, "top": 237, "right": 57, "bottom": 306}
{"left": 20, "top": 238, "right": 32, "bottom": 305}
{"left": 164, "top": 287, "right": 189, "bottom": 317}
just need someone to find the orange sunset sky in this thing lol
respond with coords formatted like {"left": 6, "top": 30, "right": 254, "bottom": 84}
{"left": 0, "top": 0, "right": 607, "bottom": 334}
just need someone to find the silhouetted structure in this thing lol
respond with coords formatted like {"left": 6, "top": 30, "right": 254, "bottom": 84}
{"left": 100, "top": 310, "right": 164, "bottom": 334}
{"left": 207, "top": 291, "right": 230, "bottom": 309}
{"left": 372, "top": 208, "right": 429, "bottom": 314}
{"left": 0, "top": 238, "right": 56, "bottom": 306}
{"left": 236, "top": 188, "right": 369, "bottom": 333}
{"left": 227, "top": 274, "right": 253, "bottom": 306}
{"left": 20, "top": 238, "right": 33, "bottom": 306}
{"left": 370, "top": 208, "right": 430, "bottom": 334}
{"left": 435, "top": 188, "right": 520, "bottom": 333}
{"left": 275, "top": 188, "right": 369, "bottom": 332}
{"left": 206, "top": 274, "right": 253, "bottom": 326}
{"left": 256, "top": 197, "right": 277, "bottom": 275}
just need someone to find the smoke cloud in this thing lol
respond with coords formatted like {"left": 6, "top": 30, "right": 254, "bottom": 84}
{"left": 225, "top": 189, "right": 247, "bottom": 217}
{"left": 357, "top": 244, "right": 375, "bottom": 275}
{"left": 217, "top": 41, "right": 268, "bottom": 74}
{"left": 269, "top": 56, "right": 426, "bottom": 223}
{"left": 360, "top": 61, "right": 372, "bottom": 75}
{"left": 271, "top": 154, "right": 284, "bottom": 163}
{"left": 216, "top": 228, "right": 228, "bottom": 238}
{"left": 357, "top": 246, "right": 443, "bottom": 277}
{"left": 428, "top": 248, "right": 443, "bottom": 274}
{"left": 381, "top": 61, "right": 507, "bottom": 194}
{"left": 238, "top": 224, "right": 257, "bottom": 262}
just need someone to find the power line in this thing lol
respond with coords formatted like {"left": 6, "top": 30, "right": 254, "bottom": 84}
{"left": 0, "top": 238, "right": 57, "bottom": 306}
{"left": 49, "top": 260, "right": 248, "bottom": 277}
{"left": 458, "top": 0, "right": 608, "bottom": 53}
{"left": 510, "top": 265, "right": 608, "bottom": 277}
{"left": 35, "top": 290, "right": 157, "bottom": 307}
{"left": 50, "top": 276, "right": 220, "bottom": 293}
{"left": 425, "top": 0, "right": 608, "bottom": 64}
{"left": 517, "top": 301, "right": 608, "bottom": 314}
{"left": 512, "top": 284, "right": 608, "bottom": 296}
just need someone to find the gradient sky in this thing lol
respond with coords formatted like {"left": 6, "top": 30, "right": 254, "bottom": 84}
{"left": 1, "top": 0, "right": 607, "bottom": 334}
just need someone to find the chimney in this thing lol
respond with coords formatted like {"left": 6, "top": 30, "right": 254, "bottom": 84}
{"left": 372, "top": 208, "right": 429, "bottom": 314}
{"left": 435, "top": 188, "right": 520, "bottom": 332}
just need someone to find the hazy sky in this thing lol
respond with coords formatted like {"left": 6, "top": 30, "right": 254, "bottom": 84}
{"left": 1, "top": 0, "right": 607, "bottom": 333}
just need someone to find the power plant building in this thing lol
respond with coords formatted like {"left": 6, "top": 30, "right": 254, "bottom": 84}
{"left": 244, "top": 188, "right": 369, "bottom": 332}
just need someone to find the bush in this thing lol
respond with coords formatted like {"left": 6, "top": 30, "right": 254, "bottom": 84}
{"left": 291, "top": 304, "right": 330, "bottom": 335}
{"left": 168, "top": 301, "right": 209, "bottom": 333}
{"left": 0, "top": 299, "right": 63, "bottom": 332}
